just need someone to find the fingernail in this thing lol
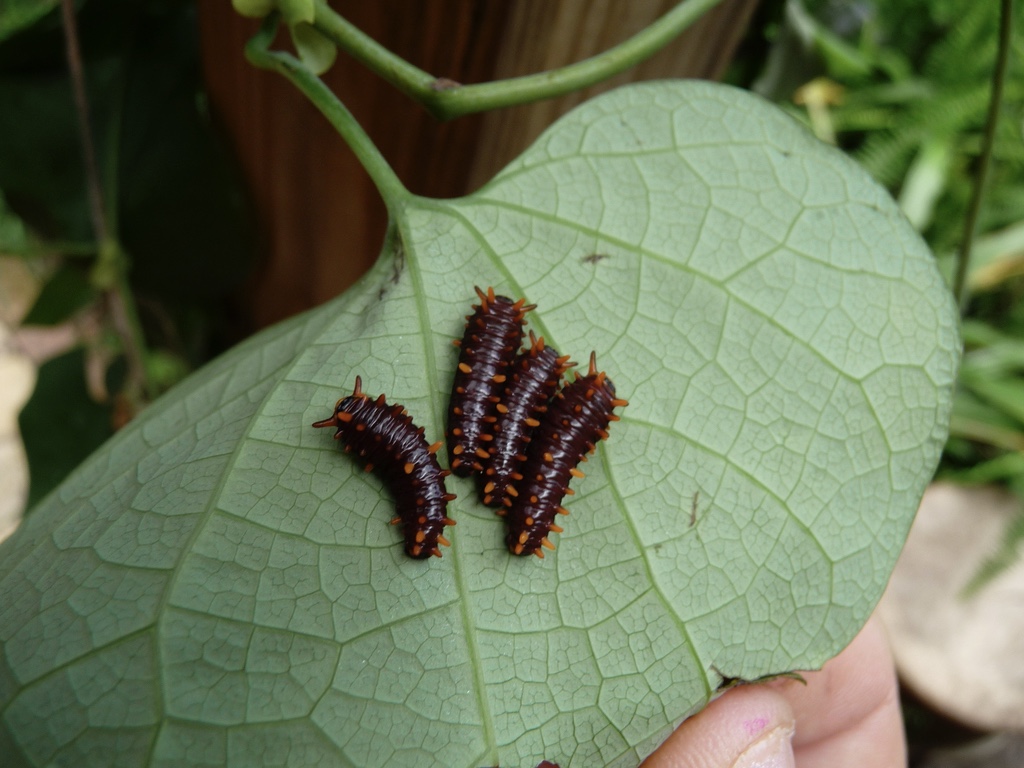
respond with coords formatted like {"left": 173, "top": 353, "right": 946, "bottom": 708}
{"left": 732, "top": 724, "right": 796, "bottom": 768}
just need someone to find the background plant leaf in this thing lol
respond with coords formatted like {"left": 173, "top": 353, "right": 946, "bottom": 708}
{"left": 0, "top": 0, "right": 59, "bottom": 43}
{"left": 0, "top": 0, "right": 257, "bottom": 350}
{"left": 21, "top": 263, "right": 98, "bottom": 324}
{"left": 0, "top": 81, "right": 959, "bottom": 767}
{"left": 16, "top": 346, "right": 121, "bottom": 511}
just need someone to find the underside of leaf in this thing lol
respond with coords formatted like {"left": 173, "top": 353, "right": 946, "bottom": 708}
{"left": 0, "top": 81, "right": 959, "bottom": 767}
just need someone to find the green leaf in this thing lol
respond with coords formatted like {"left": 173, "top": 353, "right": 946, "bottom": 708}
{"left": 0, "top": 0, "right": 58, "bottom": 43}
{"left": 278, "top": 0, "right": 314, "bottom": 26}
{"left": 898, "top": 137, "right": 953, "bottom": 232}
{"left": 231, "top": 0, "right": 276, "bottom": 19}
{"left": 17, "top": 347, "right": 118, "bottom": 511}
{"left": 0, "top": 0, "right": 257, "bottom": 314}
{"left": 941, "top": 452, "right": 1024, "bottom": 486}
{"left": 0, "top": 188, "right": 30, "bottom": 252}
{"left": 0, "top": 81, "right": 959, "bottom": 767}
{"left": 143, "top": 349, "right": 190, "bottom": 395}
{"left": 21, "top": 263, "right": 98, "bottom": 324}
{"left": 959, "top": 374, "right": 1024, "bottom": 427}
{"left": 289, "top": 22, "right": 336, "bottom": 77}
{"left": 960, "top": 220, "right": 1024, "bottom": 292}
{"left": 0, "top": 60, "right": 109, "bottom": 244}
{"left": 948, "top": 388, "right": 1024, "bottom": 453}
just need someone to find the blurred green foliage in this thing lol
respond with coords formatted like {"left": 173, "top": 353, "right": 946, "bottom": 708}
{"left": 0, "top": 0, "right": 256, "bottom": 509}
{"left": 754, "top": 0, "right": 1023, "bottom": 249}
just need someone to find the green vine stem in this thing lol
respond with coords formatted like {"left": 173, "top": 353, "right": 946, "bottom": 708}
{"left": 61, "top": 0, "right": 106, "bottom": 245}
{"left": 245, "top": 0, "right": 726, "bottom": 208}
{"left": 311, "top": 0, "right": 725, "bottom": 120}
{"left": 61, "top": 0, "right": 153, "bottom": 406}
{"left": 952, "top": 0, "right": 1013, "bottom": 308}
{"left": 245, "top": 14, "right": 410, "bottom": 210}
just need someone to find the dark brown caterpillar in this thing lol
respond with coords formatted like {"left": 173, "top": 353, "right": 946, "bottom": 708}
{"left": 505, "top": 352, "right": 627, "bottom": 557}
{"left": 478, "top": 331, "right": 574, "bottom": 508}
{"left": 447, "top": 286, "right": 533, "bottom": 477}
{"left": 313, "top": 377, "right": 456, "bottom": 559}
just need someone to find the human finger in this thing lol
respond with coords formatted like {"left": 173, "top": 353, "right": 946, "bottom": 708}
{"left": 640, "top": 684, "right": 796, "bottom": 768}
{"left": 770, "top": 613, "right": 905, "bottom": 768}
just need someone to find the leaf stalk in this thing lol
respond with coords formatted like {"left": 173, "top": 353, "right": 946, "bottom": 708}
{"left": 310, "top": 0, "right": 726, "bottom": 120}
{"left": 244, "top": 13, "right": 410, "bottom": 211}
{"left": 952, "top": 0, "right": 1013, "bottom": 307}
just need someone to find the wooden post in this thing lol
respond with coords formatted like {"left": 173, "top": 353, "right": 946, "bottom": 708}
{"left": 198, "top": 0, "right": 759, "bottom": 328}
